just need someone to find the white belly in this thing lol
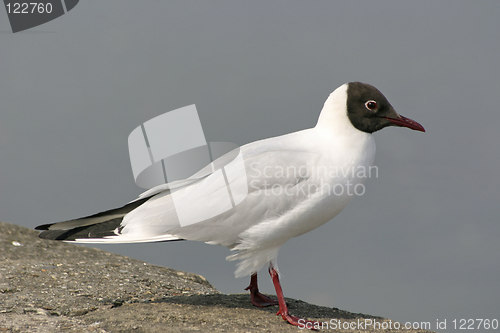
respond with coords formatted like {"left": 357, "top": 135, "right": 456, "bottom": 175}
{"left": 239, "top": 132, "right": 376, "bottom": 249}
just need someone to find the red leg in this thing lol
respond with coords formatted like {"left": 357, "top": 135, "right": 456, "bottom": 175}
{"left": 268, "top": 265, "right": 320, "bottom": 329}
{"left": 245, "top": 273, "right": 278, "bottom": 307}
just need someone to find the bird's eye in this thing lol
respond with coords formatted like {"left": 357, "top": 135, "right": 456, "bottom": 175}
{"left": 365, "top": 100, "right": 378, "bottom": 111}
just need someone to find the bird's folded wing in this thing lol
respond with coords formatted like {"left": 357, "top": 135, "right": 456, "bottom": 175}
{"left": 111, "top": 140, "right": 322, "bottom": 246}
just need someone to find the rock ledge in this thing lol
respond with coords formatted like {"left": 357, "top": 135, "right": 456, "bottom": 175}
{"left": 0, "top": 222, "right": 432, "bottom": 332}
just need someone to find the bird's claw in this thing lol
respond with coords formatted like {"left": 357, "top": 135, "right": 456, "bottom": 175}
{"left": 276, "top": 310, "right": 320, "bottom": 330}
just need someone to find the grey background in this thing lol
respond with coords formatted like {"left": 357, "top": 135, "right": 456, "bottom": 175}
{"left": 1, "top": 1, "right": 499, "bottom": 331}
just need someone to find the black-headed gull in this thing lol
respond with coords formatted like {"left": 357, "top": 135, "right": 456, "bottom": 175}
{"left": 36, "top": 82, "right": 425, "bottom": 327}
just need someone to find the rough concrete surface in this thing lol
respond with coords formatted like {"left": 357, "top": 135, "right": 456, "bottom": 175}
{"left": 0, "top": 222, "right": 433, "bottom": 332}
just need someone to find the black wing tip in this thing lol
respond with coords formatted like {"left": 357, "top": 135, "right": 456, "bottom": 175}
{"left": 35, "top": 223, "right": 53, "bottom": 231}
{"left": 37, "top": 219, "right": 124, "bottom": 241}
{"left": 34, "top": 196, "right": 152, "bottom": 232}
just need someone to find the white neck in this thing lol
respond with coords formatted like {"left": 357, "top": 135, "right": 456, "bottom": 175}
{"left": 316, "top": 84, "right": 348, "bottom": 131}
{"left": 314, "top": 83, "right": 376, "bottom": 183}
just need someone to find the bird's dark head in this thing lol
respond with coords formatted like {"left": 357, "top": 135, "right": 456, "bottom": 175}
{"left": 346, "top": 82, "right": 425, "bottom": 134}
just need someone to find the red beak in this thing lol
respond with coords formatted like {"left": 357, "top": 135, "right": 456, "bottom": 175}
{"left": 384, "top": 115, "right": 426, "bottom": 132}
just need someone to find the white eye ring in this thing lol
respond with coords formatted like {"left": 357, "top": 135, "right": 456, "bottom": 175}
{"left": 365, "top": 100, "right": 378, "bottom": 111}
